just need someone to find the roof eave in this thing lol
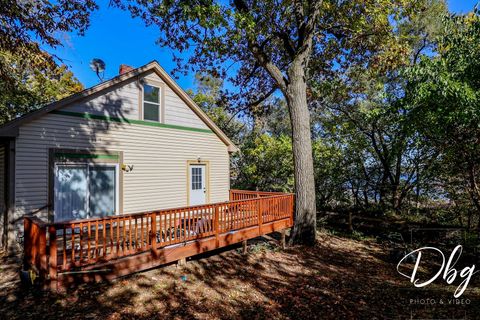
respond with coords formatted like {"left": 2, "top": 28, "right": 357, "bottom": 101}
{"left": 0, "top": 60, "right": 240, "bottom": 152}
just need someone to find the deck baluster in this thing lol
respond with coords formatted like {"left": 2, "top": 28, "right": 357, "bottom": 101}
{"left": 95, "top": 221, "right": 99, "bottom": 260}
{"left": 103, "top": 221, "right": 107, "bottom": 258}
{"left": 63, "top": 225, "right": 67, "bottom": 269}
{"left": 79, "top": 222, "right": 83, "bottom": 263}
{"left": 87, "top": 221, "right": 91, "bottom": 262}
{"left": 71, "top": 223, "right": 75, "bottom": 263}
{"left": 150, "top": 212, "right": 156, "bottom": 253}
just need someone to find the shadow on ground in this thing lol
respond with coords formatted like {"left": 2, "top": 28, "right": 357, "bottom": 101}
{"left": 0, "top": 231, "right": 479, "bottom": 319}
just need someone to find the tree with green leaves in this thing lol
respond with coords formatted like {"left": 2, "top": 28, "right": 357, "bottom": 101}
{"left": 113, "top": 0, "right": 323, "bottom": 244}
{"left": 405, "top": 11, "right": 480, "bottom": 231}
{"left": 0, "top": 0, "right": 97, "bottom": 87}
{"left": 187, "top": 74, "right": 246, "bottom": 144}
{"left": 234, "top": 133, "right": 294, "bottom": 192}
{"left": 0, "top": 50, "right": 83, "bottom": 124}
{"left": 187, "top": 73, "right": 294, "bottom": 194}
{"left": 0, "top": 1, "right": 96, "bottom": 50}
{"left": 0, "top": 0, "right": 96, "bottom": 122}
{"left": 113, "top": 0, "right": 431, "bottom": 245}
{"left": 311, "top": 0, "right": 447, "bottom": 212}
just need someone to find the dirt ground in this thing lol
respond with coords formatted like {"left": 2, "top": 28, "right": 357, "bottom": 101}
{"left": 0, "top": 230, "right": 478, "bottom": 320}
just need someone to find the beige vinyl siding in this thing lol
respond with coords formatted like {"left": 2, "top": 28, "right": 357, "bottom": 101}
{"left": 144, "top": 72, "right": 163, "bottom": 84}
{"left": 14, "top": 112, "right": 230, "bottom": 226}
{"left": 164, "top": 87, "right": 210, "bottom": 129}
{"left": 64, "top": 71, "right": 209, "bottom": 131}
{"left": 62, "top": 78, "right": 140, "bottom": 120}
{"left": 143, "top": 71, "right": 209, "bottom": 130}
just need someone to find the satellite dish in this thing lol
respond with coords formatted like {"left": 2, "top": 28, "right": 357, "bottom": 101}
{"left": 89, "top": 58, "right": 106, "bottom": 82}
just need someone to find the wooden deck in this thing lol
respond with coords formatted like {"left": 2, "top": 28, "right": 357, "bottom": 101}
{"left": 23, "top": 190, "right": 294, "bottom": 290}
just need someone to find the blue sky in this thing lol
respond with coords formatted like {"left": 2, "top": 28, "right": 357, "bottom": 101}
{"left": 50, "top": 0, "right": 478, "bottom": 90}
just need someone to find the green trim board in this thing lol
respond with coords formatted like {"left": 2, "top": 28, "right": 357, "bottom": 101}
{"left": 54, "top": 153, "right": 119, "bottom": 160}
{"left": 50, "top": 110, "right": 214, "bottom": 134}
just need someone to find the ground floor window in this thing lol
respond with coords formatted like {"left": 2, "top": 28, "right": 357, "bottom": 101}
{"left": 54, "top": 164, "right": 118, "bottom": 222}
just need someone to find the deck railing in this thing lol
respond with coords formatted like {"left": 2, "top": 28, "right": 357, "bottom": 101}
{"left": 24, "top": 190, "right": 294, "bottom": 288}
{"left": 229, "top": 189, "right": 286, "bottom": 200}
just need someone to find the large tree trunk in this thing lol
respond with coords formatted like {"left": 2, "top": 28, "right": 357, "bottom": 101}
{"left": 236, "top": 0, "right": 321, "bottom": 246}
{"left": 285, "top": 67, "right": 316, "bottom": 246}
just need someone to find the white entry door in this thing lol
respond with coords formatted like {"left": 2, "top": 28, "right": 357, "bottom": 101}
{"left": 189, "top": 164, "right": 206, "bottom": 205}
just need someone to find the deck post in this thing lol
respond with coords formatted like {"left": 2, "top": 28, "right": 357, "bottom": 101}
{"left": 281, "top": 229, "right": 286, "bottom": 250}
{"left": 289, "top": 195, "right": 294, "bottom": 227}
{"left": 38, "top": 225, "right": 48, "bottom": 280}
{"left": 48, "top": 225, "right": 58, "bottom": 291}
{"left": 214, "top": 206, "right": 219, "bottom": 247}
{"left": 23, "top": 217, "right": 33, "bottom": 271}
{"left": 257, "top": 198, "right": 263, "bottom": 235}
{"left": 177, "top": 257, "right": 187, "bottom": 267}
{"left": 242, "top": 240, "right": 248, "bottom": 255}
{"left": 150, "top": 212, "right": 157, "bottom": 256}
{"left": 23, "top": 217, "right": 48, "bottom": 280}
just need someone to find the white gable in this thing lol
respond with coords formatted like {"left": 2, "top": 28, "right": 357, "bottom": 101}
{"left": 62, "top": 77, "right": 140, "bottom": 120}
{"left": 62, "top": 70, "right": 209, "bottom": 131}
{"left": 144, "top": 71, "right": 209, "bottom": 130}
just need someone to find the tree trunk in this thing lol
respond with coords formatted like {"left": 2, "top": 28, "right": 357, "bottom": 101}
{"left": 392, "top": 185, "right": 401, "bottom": 211}
{"left": 286, "top": 67, "right": 316, "bottom": 246}
{"left": 348, "top": 211, "right": 353, "bottom": 233}
{"left": 456, "top": 207, "right": 464, "bottom": 227}
{"left": 415, "top": 165, "right": 421, "bottom": 213}
{"left": 467, "top": 211, "right": 472, "bottom": 230}
{"left": 466, "top": 165, "right": 480, "bottom": 238}
{"left": 363, "top": 188, "right": 369, "bottom": 207}
{"left": 379, "top": 174, "right": 387, "bottom": 206}
{"left": 352, "top": 183, "right": 360, "bottom": 207}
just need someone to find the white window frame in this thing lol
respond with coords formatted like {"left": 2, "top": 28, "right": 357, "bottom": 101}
{"left": 53, "top": 163, "right": 119, "bottom": 222}
{"left": 142, "top": 83, "right": 161, "bottom": 122}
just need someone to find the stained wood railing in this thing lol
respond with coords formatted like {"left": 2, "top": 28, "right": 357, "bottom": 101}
{"left": 23, "top": 190, "right": 294, "bottom": 289}
{"left": 229, "top": 189, "right": 286, "bottom": 201}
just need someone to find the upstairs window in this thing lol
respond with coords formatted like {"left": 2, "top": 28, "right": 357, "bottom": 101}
{"left": 143, "top": 84, "right": 160, "bottom": 122}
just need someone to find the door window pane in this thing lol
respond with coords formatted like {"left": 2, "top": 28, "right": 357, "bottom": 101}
{"left": 144, "top": 102, "right": 159, "bottom": 121}
{"left": 191, "top": 167, "right": 203, "bottom": 190}
{"left": 54, "top": 165, "right": 88, "bottom": 222}
{"left": 89, "top": 166, "right": 116, "bottom": 218}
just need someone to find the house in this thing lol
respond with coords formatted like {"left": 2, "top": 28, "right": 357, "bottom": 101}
{"left": 0, "top": 61, "right": 238, "bottom": 251}
{"left": 9, "top": 61, "right": 294, "bottom": 290}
